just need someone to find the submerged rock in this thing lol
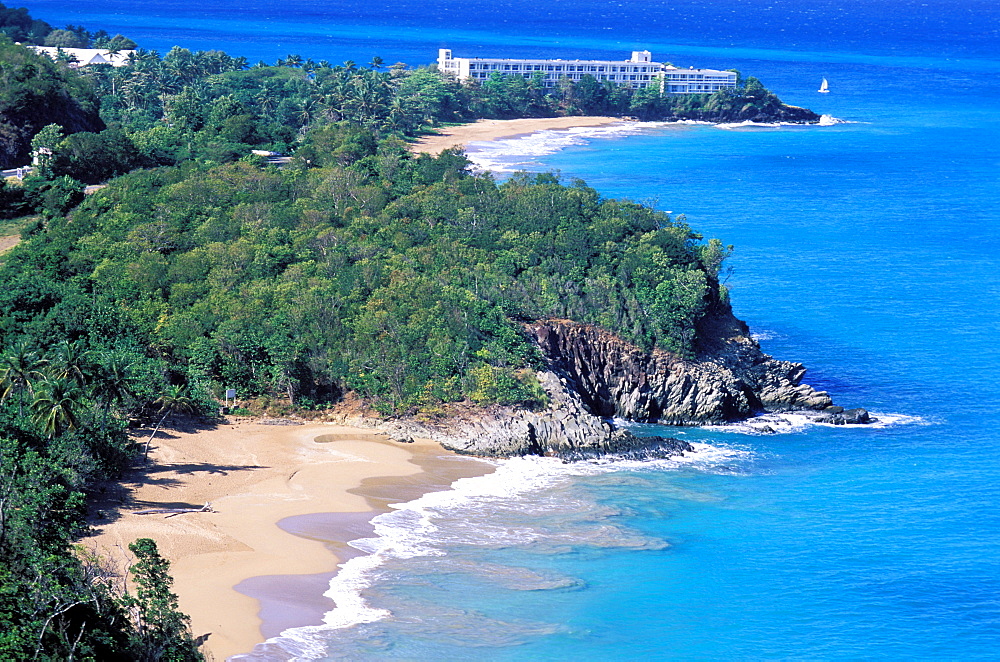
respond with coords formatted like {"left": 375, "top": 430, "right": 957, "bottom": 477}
{"left": 806, "top": 407, "right": 874, "bottom": 425}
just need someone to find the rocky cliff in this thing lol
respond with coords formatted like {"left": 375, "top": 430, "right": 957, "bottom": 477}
{"left": 526, "top": 316, "right": 836, "bottom": 425}
{"left": 386, "top": 313, "right": 869, "bottom": 459}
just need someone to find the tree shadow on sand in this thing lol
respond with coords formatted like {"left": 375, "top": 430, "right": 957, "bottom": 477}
{"left": 85, "top": 417, "right": 265, "bottom": 530}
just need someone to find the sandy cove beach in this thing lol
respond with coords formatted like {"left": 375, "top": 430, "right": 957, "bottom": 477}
{"left": 84, "top": 420, "right": 493, "bottom": 661}
{"left": 411, "top": 116, "right": 624, "bottom": 155}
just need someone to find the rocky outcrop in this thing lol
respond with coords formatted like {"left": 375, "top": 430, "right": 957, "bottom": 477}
{"left": 527, "top": 317, "right": 840, "bottom": 425}
{"left": 802, "top": 407, "right": 872, "bottom": 425}
{"left": 384, "top": 313, "right": 868, "bottom": 460}
{"left": 384, "top": 370, "right": 693, "bottom": 460}
{"left": 671, "top": 103, "right": 822, "bottom": 124}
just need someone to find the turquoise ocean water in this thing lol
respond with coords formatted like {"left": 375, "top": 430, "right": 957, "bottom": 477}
{"left": 27, "top": 1, "right": 1000, "bottom": 658}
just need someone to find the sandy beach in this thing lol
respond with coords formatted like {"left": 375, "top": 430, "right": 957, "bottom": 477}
{"left": 411, "top": 116, "right": 624, "bottom": 155}
{"left": 85, "top": 420, "right": 493, "bottom": 661}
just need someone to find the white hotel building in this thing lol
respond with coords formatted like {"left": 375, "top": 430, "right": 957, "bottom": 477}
{"left": 437, "top": 49, "right": 737, "bottom": 94}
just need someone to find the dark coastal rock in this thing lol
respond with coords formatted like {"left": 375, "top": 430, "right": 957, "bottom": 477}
{"left": 386, "top": 314, "right": 869, "bottom": 459}
{"left": 525, "top": 317, "right": 835, "bottom": 426}
{"left": 385, "top": 371, "right": 694, "bottom": 461}
{"left": 557, "top": 430, "right": 694, "bottom": 462}
{"left": 807, "top": 408, "right": 874, "bottom": 425}
{"left": 664, "top": 103, "right": 821, "bottom": 125}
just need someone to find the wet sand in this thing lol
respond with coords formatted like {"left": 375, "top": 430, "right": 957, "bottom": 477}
{"left": 410, "top": 116, "right": 624, "bottom": 155}
{"left": 84, "top": 421, "right": 492, "bottom": 661}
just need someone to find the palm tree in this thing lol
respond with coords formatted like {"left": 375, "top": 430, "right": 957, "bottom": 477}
{"left": 90, "top": 352, "right": 135, "bottom": 429}
{"left": 0, "top": 341, "right": 48, "bottom": 416}
{"left": 143, "top": 385, "right": 198, "bottom": 464}
{"left": 255, "top": 82, "right": 281, "bottom": 114}
{"left": 31, "top": 379, "right": 81, "bottom": 438}
{"left": 369, "top": 56, "right": 384, "bottom": 70}
{"left": 49, "top": 341, "right": 90, "bottom": 388}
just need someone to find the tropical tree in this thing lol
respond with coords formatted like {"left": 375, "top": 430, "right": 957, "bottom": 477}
{"left": 89, "top": 351, "right": 136, "bottom": 429}
{"left": 123, "top": 538, "right": 203, "bottom": 660}
{"left": 0, "top": 341, "right": 48, "bottom": 415}
{"left": 31, "top": 378, "right": 82, "bottom": 438}
{"left": 48, "top": 340, "right": 91, "bottom": 388}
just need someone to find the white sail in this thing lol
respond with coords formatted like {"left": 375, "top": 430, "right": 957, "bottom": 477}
{"left": 819, "top": 78, "right": 829, "bottom": 93}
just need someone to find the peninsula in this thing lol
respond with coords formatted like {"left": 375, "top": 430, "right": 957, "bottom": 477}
{"left": 0, "top": 15, "right": 840, "bottom": 660}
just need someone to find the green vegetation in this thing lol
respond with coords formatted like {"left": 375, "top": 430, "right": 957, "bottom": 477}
{"left": 0, "top": 38, "right": 104, "bottom": 168}
{"left": 2, "top": 150, "right": 728, "bottom": 413}
{"left": 0, "top": 5, "right": 793, "bottom": 657}
{"left": 0, "top": 339, "right": 205, "bottom": 658}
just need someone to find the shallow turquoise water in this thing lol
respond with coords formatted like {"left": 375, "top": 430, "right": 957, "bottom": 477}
{"left": 25, "top": 0, "right": 1000, "bottom": 657}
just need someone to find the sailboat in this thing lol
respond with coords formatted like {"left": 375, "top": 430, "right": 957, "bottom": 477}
{"left": 818, "top": 78, "right": 830, "bottom": 93}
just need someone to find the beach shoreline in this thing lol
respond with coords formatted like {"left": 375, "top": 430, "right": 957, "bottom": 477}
{"left": 410, "top": 116, "right": 625, "bottom": 155}
{"left": 83, "top": 420, "right": 493, "bottom": 661}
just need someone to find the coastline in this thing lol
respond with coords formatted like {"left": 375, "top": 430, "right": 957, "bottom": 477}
{"left": 410, "top": 116, "right": 624, "bottom": 155}
{"left": 84, "top": 420, "right": 493, "bottom": 661}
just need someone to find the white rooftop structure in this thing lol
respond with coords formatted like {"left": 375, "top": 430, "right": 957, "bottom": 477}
{"left": 437, "top": 49, "right": 737, "bottom": 94}
{"left": 25, "top": 46, "right": 136, "bottom": 67}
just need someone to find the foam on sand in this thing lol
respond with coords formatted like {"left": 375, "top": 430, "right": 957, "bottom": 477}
{"left": 239, "top": 440, "right": 747, "bottom": 659}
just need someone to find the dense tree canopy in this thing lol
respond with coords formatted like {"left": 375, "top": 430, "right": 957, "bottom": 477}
{"left": 0, "top": 38, "right": 104, "bottom": 168}
{"left": 2, "top": 135, "right": 729, "bottom": 414}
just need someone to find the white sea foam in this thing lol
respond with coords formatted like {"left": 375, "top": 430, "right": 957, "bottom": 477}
{"left": 715, "top": 120, "right": 784, "bottom": 129}
{"left": 253, "top": 412, "right": 922, "bottom": 656}
{"left": 466, "top": 121, "right": 684, "bottom": 173}
{"left": 715, "top": 118, "right": 848, "bottom": 130}
{"left": 466, "top": 116, "right": 845, "bottom": 173}
{"left": 750, "top": 329, "right": 782, "bottom": 342}
{"left": 242, "top": 442, "right": 745, "bottom": 659}
{"left": 703, "top": 410, "right": 927, "bottom": 435}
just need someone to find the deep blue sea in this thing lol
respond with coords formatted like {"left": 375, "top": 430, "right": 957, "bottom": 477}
{"left": 28, "top": 0, "right": 1000, "bottom": 658}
